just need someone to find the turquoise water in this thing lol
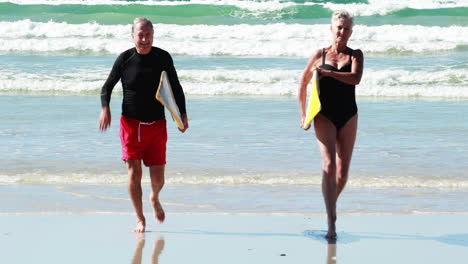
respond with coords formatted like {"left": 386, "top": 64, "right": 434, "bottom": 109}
{"left": 0, "top": 0, "right": 467, "bottom": 214}
{"left": 1, "top": 95, "right": 468, "bottom": 185}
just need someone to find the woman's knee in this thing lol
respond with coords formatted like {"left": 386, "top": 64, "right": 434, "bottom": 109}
{"left": 322, "top": 158, "right": 336, "bottom": 176}
{"left": 336, "top": 161, "right": 350, "bottom": 179}
{"left": 336, "top": 172, "right": 348, "bottom": 185}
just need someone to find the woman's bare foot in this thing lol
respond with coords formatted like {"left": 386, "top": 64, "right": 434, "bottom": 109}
{"left": 325, "top": 229, "right": 337, "bottom": 240}
{"left": 133, "top": 217, "right": 146, "bottom": 233}
{"left": 150, "top": 192, "right": 165, "bottom": 223}
{"left": 325, "top": 215, "right": 337, "bottom": 240}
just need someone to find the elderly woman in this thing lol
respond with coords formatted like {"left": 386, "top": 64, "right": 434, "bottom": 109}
{"left": 298, "top": 10, "right": 364, "bottom": 239}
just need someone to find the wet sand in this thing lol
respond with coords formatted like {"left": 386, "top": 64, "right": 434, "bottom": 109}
{"left": 1, "top": 213, "right": 467, "bottom": 263}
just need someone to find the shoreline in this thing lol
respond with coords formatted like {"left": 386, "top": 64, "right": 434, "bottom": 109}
{"left": 2, "top": 211, "right": 468, "bottom": 216}
{"left": 1, "top": 213, "right": 467, "bottom": 263}
{"left": 1, "top": 183, "right": 467, "bottom": 215}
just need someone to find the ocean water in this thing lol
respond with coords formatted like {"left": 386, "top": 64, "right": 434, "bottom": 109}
{"left": 1, "top": 0, "right": 467, "bottom": 215}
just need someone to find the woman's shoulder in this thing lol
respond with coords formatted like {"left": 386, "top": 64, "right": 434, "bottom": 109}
{"left": 307, "top": 48, "right": 323, "bottom": 65}
{"left": 349, "top": 48, "right": 364, "bottom": 65}
{"left": 349, "top": 48, "right": 363, "bottom": 58}
{"left": 312, "top": 48, "right": 324, "bottom": 58}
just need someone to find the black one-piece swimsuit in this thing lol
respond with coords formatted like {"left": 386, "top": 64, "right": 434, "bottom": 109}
{"left": 319, "top": 48, "right": 357, "bottom": 131}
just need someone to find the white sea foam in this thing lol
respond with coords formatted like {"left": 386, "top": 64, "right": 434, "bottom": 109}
{"left": 1, "top": 0, "right": 295, "bottom": 9}
{"left": 181, "top": 69, "right": 468, "bottom": 97}
{"left": 0, "top": 68, "right": 110, "bottom": 93}
{"left": 1, "top": 67, "right": 467, "bottom": 97}
{"left": 1, "top": 172, "right": 467, "bottom": 189}
{"left": 2, "top": 0, "right": 298, "bottom": 21}
{"left": 324, "top": 0, "right": 468, "bottom": 16}
{"left": 3, "top": 0, "right": 468, "bottom": 14}
{"left": 1, "top": 20, "right": 467, "bottom": 56}
{"left": 358, "top": 69, "right": 468, "bottom": 98}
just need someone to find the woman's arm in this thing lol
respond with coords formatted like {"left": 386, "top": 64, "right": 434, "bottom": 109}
{"left": 298, "top": 49, "right": 322, "bottom": 128}
{"left": 318, "top": 49, "right": 364, "bottom": 85}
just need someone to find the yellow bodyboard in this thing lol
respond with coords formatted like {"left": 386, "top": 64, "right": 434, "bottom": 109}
{"left": 156, "top": 71, "right": 184, "bottom": 130}
{"left": 304, "top": 70, "right": 321, "bottom": 129}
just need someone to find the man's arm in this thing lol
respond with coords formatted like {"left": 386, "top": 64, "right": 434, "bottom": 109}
{"left": 99, "top": 106, "right": 111, "bottom": 132}
{"left": 99, "top": 54, "right": 124, "bottom": 132}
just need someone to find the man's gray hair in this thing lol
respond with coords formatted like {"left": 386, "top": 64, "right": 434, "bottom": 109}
{"left": 331, "top": 10, "right": 354, "bottom": 27}
{"left": 132, "top": 17, "right": 153, "bottom": 33}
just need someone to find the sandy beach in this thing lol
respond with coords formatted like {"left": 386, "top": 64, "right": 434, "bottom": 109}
{"left": 2, "top": 1, "right": 468, "bottom": 263}
{"left": 1, "top": 212, "right": 467, "bottom": 263}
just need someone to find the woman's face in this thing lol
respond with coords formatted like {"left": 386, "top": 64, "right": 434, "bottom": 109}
{"left": 331, "top": 17, "right": 353, "bottom": 44}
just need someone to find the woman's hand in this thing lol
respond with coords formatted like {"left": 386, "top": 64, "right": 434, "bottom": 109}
{"left": 300, "top": 115, "right": 311, "bottom": 131}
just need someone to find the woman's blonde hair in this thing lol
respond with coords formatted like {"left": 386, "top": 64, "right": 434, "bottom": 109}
{"left": 331, "top": 10, "right": 354, "bottom": 27}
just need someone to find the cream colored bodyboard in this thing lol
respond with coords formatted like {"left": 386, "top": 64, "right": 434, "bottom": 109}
{"left": 156, "top": 71, "right": 184, "bottom": 130}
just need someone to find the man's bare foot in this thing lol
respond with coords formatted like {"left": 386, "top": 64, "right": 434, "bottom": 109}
{"left": 133, "top": 218, "right": 146, "bottom": 233}
{"left": 150, "top": 192, "right": 165, "bottom": 223}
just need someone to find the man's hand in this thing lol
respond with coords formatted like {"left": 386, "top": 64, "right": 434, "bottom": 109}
{"left": 99, "top": 106, "right": 111, "bottom": 132}
{"left": 178, "top": 114, "right": 189, "bottom": 133}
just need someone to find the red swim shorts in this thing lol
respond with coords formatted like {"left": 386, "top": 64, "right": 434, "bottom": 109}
{"left": 119, "top": 115, "right": 167, "bottom": 166}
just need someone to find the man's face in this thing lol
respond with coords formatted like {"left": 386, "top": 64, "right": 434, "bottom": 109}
{"left": 132, "top": 22, "right": 153, "bottom": 55}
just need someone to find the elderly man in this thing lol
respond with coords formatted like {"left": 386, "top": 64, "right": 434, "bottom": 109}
{"left": 99, "top": 18, "right": 189, "bottom": 232}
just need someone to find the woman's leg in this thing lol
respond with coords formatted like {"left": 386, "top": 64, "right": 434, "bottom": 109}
{"left": 335, "top": 115, "right": 358, "bottom": 197}
{"left": 314, "top": 114, "right": 338, "bottom": 239}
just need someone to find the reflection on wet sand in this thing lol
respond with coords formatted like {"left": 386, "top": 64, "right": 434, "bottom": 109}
{"left": 326, "top": 242, "right": 337, "bottom": 264}
{"left": 131, "top": 234, "right": 165, "bottom": 264}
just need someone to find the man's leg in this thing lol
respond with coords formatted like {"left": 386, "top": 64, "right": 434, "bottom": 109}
{"left": 126, "top": 159, "right": 146, "bottom": 232}
{"left": 149, "top": 165, "right": 165, "bottom": 223}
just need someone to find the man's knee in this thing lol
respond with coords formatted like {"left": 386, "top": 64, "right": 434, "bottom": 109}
{"left": 152, "top": 177, "right": 164, "bottom": 187}
{"left": 150, "top": 165, "right": 165, "bottom": 186}
{"left": 126, "top": 160, "right": 143, "bottom": 182}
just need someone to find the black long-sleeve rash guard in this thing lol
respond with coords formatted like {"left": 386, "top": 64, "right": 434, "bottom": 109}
{"left": 100, "top": 47, "right": 187, "bottom": 122}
